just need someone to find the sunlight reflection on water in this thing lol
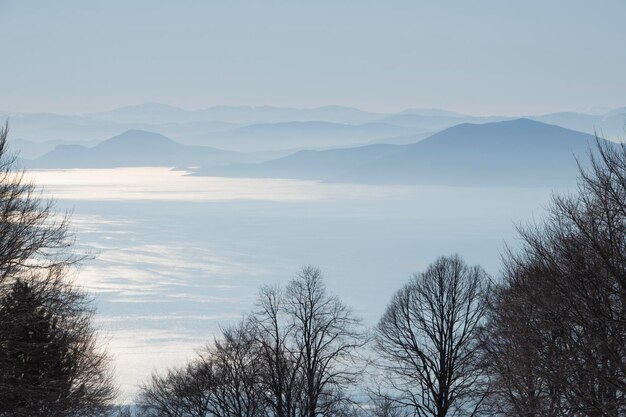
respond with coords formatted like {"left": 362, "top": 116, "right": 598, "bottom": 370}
{"left": 24, "top": 167, "right": 561, "bottom": 401}
{"left": 28, "top": 167, "right": 405, "bottom": 202}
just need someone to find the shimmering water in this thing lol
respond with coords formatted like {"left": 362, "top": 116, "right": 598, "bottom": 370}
{"left": 28, "top": 167, "right": 561, "bottom": 400}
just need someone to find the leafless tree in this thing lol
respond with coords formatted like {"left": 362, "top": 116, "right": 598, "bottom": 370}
{"left": 112, "top": 406, "right": 136, "bottom": 417}
{"left": 249, "top": 267, "right": 365, "bottom": 417}
{"left": 138, "top": 320, "right": 265, "bottom": 417}
{"left": 251, "top": 285, "right": 305, "bottom": 417}
{"left": 0, "top": 123, "right": 115, "bottom": 415}
{"left": 204, "top": 321, "right": 266, "bottom": 417}
{"left": 138, "top": 267, "right": 364, "bottom": 417}
{"left": 479, "top": 276, "right": 566, "bottom": 417}
{"left": 366, "top": 394, "right": 409, "bottom": 417}
{"left": 484, "top": 138, "right": 626, "bottom": 416}
{"left": 0, "top": 123, "right": 78, "bottom": 283}
{"left": 138, "top": 360, "right": 214, "bottom": 417}
{"left": 375, "top": 255, "right": 490, "bottom": 417}
{"left": 284, "top": 265, "right": 365, "bottom": 417}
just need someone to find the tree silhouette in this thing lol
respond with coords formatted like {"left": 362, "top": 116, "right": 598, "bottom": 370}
{"left": 376, "top": 255, "right": 490, "bottom": 417}
{"left": 0, "top": 124, "right": 115, "bottom": 416}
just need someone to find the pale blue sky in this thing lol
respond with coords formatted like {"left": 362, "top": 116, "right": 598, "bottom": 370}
{"left": 0, "top": 0, "right": 624, "bottom": 115}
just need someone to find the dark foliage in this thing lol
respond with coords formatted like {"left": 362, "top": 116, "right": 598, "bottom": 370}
{"left": 0, "top": 123, "right": 115, "bottom": 416}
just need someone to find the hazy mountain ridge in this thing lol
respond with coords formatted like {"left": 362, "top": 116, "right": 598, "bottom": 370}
{"left": 24, "top": 118, "right": 618, "bottom": 186}
{"left": 3, "top": 103, "right": 624, "bottom": 150}
{"left": 27, "top": 130, "right": 267, "bottom": 169}
{"left": 530, "top": 111, "right": 625, "bottom": 137}
{"left": 193, "top": 143, "right": 404, "bottom": 180}
{"left": 85, "top": 103, "right": 387, "bottom": 125}
{"left": 7, "top": 138, "right": 101, "bottom": 160}
{"left": 379, "top": 113, "right": 512, "bottom": 130}
{"left": 198, "top": 119, "right": 611, "bottom": 186}
{"left": 336, "top": 119, "right": 603, "bottom": 185}
{"left": 183, "top": 121, "right": 426, "bottom": 151}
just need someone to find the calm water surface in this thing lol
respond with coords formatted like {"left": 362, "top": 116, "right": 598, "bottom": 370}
{"left": 29, "top": 167, "right": 561, "bottom": 400}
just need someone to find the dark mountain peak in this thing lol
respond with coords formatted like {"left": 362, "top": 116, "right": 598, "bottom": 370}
{"left": 417, "top": 118, "right": 594, "bottom": 148}
{"left": 331, "top": 118, "right": 605, "bottom": 185}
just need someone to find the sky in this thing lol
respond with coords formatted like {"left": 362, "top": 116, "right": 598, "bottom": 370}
{"left": 0, "top": 0, "right": 625, "bottom": 116}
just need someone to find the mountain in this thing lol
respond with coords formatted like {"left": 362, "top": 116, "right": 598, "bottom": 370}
{"left": 0, "top": 112, "right": 118, "bottom": 142}
{"left": 605, "top": 107, "right": 626, "bottom": 118}
{"left": 337, "top": 119, "right": 604, "bottom": 185}
{"left": 196, "top": 144, "right": 402, "bottom": 179}
{"left": 198, "top": 119, "right": 609, "bottom": 186}
{"left": 184, "top": 121, "right": 424, "bottom": 151}
{"left": 87, "top": 103, "right": 387, "bottom": 125}
{"left": 87, "top": 102, "right": 196, "bottom": 124}
{"left": 192, "top": 105, "right": 386, "bottom": 125}
{"left": 381, "top": 108, "right": 626, "bottom": 139}
{"left": 398, "top": 108, "right": 466, "bottom": 117}
{"left": 380, "top": 113, "right": 511, "bottom": 130}
{"left": 3, "top": 105, "right": 623, "bottom": 150}
{"left": 7, "top": 138, "right": 101, "bottom": 159}
{"left": 0, "top": 111, "right": 233, "bottom": 143}
{"left": 528, "top": 108, "right": 626, "bottom": 139}
{"left": 29, "top": 130, "right": 264, "bottom": 169}
{"left": 1, "top": 104, "right": 388, "bottom": 144}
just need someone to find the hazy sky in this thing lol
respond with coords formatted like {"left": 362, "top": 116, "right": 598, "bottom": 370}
{"left": 1, "top": 0, "right": 625, "bottom": 115}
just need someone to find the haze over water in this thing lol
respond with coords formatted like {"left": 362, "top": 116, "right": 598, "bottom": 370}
{"left": 28, "top": 167, "right": 560, "bottom": 400}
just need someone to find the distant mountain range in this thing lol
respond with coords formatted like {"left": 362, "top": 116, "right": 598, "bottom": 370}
{"left": 378, "top": 113, "right": 510, "bottom": 130}
{"left": 87, "top": 103, "right": 387, "bottom": 125}
{"left": 335, "top": 119, "right": 605, "bottom": 185}
{"left": 182, "top": 121, "right": 426, "bottom": 152}
{"left": 8, "top": 138, "right": 101, "bottom": 160}
{"left": 22, "top": 119, "right": 618, "bottom": 186}
{"left": 26, "top": 130, "right": 274, "bottom": 169}
{"left": 2, "top": 103, "right": 624, "bottom": 152}
{"left": 196, "top": 119, "right": 611, "bottom": 186}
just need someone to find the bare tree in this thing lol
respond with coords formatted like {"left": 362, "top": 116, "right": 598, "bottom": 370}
{"left": 138, "top": 267, "right": 363, "bottom": 417}
{"left": 479, "top": 277, "right": 566, "bottom": 417}
{"left": 205, "top": 321, "right": 266, "bottom": 417}
{"left": 285, "top": 265, "right": 365, "bottom": 417}
{"left": 375, "top": 255, "right": 490, "bottom": 417}
{"left": 112, "top": 406, "right": 136, "bottom": 417}
{"left": 249, "top": 267, "right": 364, "bottom": 417}
{"left": 484, "top": 139, "right": 626, "bottom": 416}
{"left": 252, "top": 285, "right": 305, "bottom": 417}
{"left": 0, "top": 123, "right": 78, "bottom": 283}
{"left": 366, "top": 394, "right": 409, "bottom": 417}
{"left": 138, "top": 320, "right": 265, "bottom": 417}
{"left": 0, "top": 124, "right": 115, "bottom": 416}
{"left": 138, "top": 360, "right": 214, "bottom": 417}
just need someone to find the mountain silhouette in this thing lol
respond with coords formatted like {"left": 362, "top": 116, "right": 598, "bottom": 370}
{"left": 30, "top": 130, "right": 257, "bottom": 169}
{"left": 199, "top": 119, "right": 610, "bottom": 186}
{"left": 336, "top": 119, "right": 605, "bottom": 185}
{"left": 190, "top": 121, "right": 422, "bottom": 151}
